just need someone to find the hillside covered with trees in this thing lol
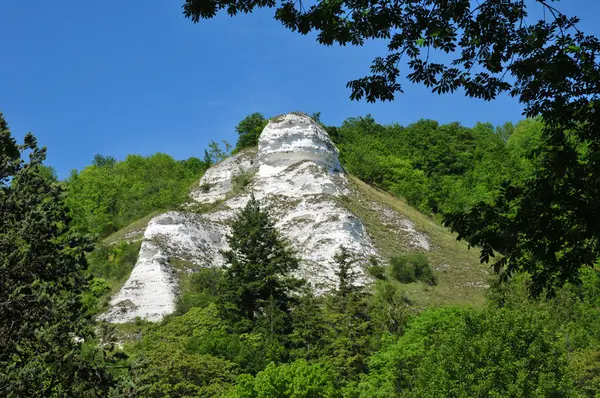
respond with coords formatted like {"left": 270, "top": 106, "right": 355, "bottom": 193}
{"left": 3, "top": 108, "right": 599, "bottom": 396}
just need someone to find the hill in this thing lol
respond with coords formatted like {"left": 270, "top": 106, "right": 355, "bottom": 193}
{"left": 65, "top": 112, "right": 600, "bottom": 397}
{"left": 95, "top": 113, "right": 488, "bottom": 324}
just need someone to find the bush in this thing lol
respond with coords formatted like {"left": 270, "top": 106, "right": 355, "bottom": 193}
{"left": 366, "top": 256, "right": 386, "bottom": 280}
{"left": 87, "top": 241, "right": 141, "bottom": 283}
{"left": 176, "top": 268, "right": 224, "bottom": 315}
{"left": 390, "top": 256, "right": 416, "bottom": 283}
{"left": 368, "top": 265, "right": 387, "bottom": 280}
{"left": 390, "top": 254, "right": 436, "bottom": 285}
{"left": 411, "top": 254, "right": 437, "bottom": 285}
{"left": 199, "top": 182, "right": 212, "bottom": 193}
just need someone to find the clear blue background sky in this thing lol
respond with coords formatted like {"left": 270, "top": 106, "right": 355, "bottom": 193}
{"left": 2, "top": 0, "right": 599, "bottom": 178}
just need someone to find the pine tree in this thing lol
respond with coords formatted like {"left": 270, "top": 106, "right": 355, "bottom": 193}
{"left": 0, "top": 113, "right": 113, "bottom": 395}
{"left": 325, "top": 246, "right": 372, "bottom": 378}
{"left": 219, "top": 194, "right": 304, "bottom": 329}
{"left": 290, "top": 287, "right": 327, "bottom": 360}
{"left": 333, "top": 245, "right": 362, "bottom": 307}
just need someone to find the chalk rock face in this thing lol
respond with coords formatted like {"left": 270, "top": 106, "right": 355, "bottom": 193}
{"left": 258, "top": 113, "right": 342, "bottom": 177}
{"left": 189, "top": 149, "right": 257, "bottom": 203}
{"left": 103, "top": 113, "right": 429, "bottom": 323}
{"left": 100, "top": 212, "right": 227, "bottom": 322}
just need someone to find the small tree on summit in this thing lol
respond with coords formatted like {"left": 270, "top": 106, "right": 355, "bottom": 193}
{"left": 234, "top": 113, "right": 268, "bottom": 151}
{"left": 219, "top": 194, "right": 304, "bottom": 328}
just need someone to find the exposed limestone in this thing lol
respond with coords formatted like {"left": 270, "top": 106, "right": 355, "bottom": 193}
{"left": 367, "top": 202, "right": 430, "bottom": 250}
{"left": 100, "top": 212, "right": 228, "bottom": 322}
{"left": 189, "top": 148, "right": 258, "bottom": 203}
{"left": 102, "top": 112, "right": 429, "bottom": 323}
{"left": 258, "top": 113, "right": 342, "bottom": 176}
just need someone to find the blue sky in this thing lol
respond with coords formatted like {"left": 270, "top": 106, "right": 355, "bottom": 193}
{"left": 2, "top": 0, "right": 599, "bottom": 178}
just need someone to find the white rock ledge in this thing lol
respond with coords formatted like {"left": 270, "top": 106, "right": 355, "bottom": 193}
{"left": 258, "top": 113, "right": 342, "bottom": 176}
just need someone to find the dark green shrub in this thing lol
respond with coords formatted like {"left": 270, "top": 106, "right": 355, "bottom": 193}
{"left": 366, "top": 256, "right": 387, "bottom": 280}
{"left": 199, "top": 182, "right": 212, "bottom": 193}
{"left": 417, "top": 265, "right": 437, "bottom": 285}
{"left": 368, "top": 265, "right": 387, "bottom": 280}
{"left": 176, "top": 268, "right": 224, "bottom": 314}
{"left": 390, "top": 254, "right": 436, "bottom": 285}
{"left": 390, "top": 256, "right": 416, "bottom": 283}
{"left": 410, "top": 253, "right": 437, "bottom": 285}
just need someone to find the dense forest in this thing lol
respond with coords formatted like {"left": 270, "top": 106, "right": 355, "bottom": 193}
{"left": 2, "top": 108, "right": 599, "bottom": 396}
{"left": 65, "top": 141, "right": 233, "bottom": 238}
{"left": 331, "top": 116, "right": 541, "bottom": 215}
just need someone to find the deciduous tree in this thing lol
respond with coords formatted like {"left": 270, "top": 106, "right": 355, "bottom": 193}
{"left": 234, "top": 112, "right": 268, "bottom": 151}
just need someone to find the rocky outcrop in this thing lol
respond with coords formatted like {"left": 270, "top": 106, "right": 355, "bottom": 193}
{"left": 101, "top": 212, "right": 228, "bottom": 322}
{"left": 258, "top": 113, "right": 342, "bottom": 176}
{"left": 189, "top": 149, "right": 257, "bottom": 203}
{"left": 101, "top": 113, "right": 429, "bottom": 323}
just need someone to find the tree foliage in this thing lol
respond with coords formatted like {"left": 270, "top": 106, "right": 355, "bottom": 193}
{"left": 220, "top": 195, "right": 304, "bottom": 326}
{"left": 207, "top": 139, "right": 233, "bottom": 164}
{"left": 331, "top": 115, "right": 525, "bottom": 214}
{"left": 0, "top": 113, "right": 113, "bottom": 396}
{"left": 66, "top": 152, "right": 209, "bottom": 237}
{"left": 359, "top": 306, "right": 574, "bottom": 397}
{"left": 444, "top": 113, "right": 600, "bottom": 296}
{"left": 289, "top": 288, "right": 327, "bottom": 361}
{"left": 230, "top": 359, "right": 341, "bottom": 398}
{"left": 183, "top": 1, "right": 591, "bottom": 104}
{"left": 323, "top": 247, "right": 372, "bottom": 379}
{"left": 234, "top": 112, "right": 268, "bottom": 151}
{"left": 126, "top": 305, "right": 238, "bottom": 397}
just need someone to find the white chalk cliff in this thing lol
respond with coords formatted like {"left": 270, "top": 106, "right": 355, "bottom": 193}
{"left": 101, "top": 113, "right": 429, "bottom": 323}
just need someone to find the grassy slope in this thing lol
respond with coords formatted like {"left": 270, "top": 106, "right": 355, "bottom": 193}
{"left": 102, "top": 210, "right": 167, "bottom": 245}
{"left": 346, "top": 175, "right": 490, "bottom": 308}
